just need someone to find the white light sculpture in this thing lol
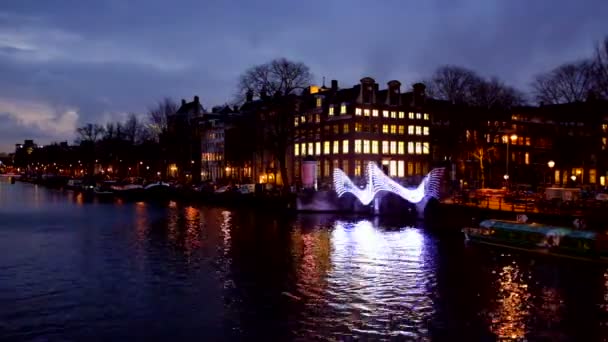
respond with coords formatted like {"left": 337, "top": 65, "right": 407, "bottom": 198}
{"left": 333, "top": 162, "right": 444, "bottom": 205}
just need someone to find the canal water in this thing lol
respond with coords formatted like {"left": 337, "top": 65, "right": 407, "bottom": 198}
{"left": 1, "top": 178, "right": 608, "bottom": 341}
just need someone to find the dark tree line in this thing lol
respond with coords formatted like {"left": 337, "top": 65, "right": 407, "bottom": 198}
{"left": 532, "top": 35, "right": 608, "bottom": 104}
{"left": 424, "top": 65, "right": 526, "bottom": 108}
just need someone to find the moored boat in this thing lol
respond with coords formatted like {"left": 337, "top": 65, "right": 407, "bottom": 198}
{"left": 463, "top": 218, "right": 608, "bottom": 262}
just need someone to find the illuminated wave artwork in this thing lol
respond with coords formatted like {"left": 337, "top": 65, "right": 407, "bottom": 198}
{"left": 333, "top": 162, "right": 444, "bottom": 205}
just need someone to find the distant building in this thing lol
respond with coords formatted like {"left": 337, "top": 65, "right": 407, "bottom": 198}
{"left": 164, "top": 96, "right": 205, "bottom": 182}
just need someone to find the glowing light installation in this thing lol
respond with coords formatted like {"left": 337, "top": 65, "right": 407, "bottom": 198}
{"left": 333, "top": 162, "right": 444, "bottom": 205}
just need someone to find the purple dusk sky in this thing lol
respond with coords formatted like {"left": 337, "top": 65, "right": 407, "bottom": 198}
{"left": 0, "top": 0, "right": 606, "bottom": 153}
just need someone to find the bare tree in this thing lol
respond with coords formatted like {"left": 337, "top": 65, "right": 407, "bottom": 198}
{"left": 123, "top": 113, "right": 148, "bottom": 145}
{"left": 237, "top": 58, "right": 313, "bottom": 100}
{"left": 147, "top": 98, "right": 178, "bottom": 141}
{"left": 426, "top": 65, "right": 525, "bottom": 108}
{"left": 532, "top": 60, "right": 595, "bottom": 104}
{"left": 469, "top": 77, "right": 526, "bottom": 108}
{"left": 425, "top": 65, "right": 479, "bottom": 104}
{"left": 237, "top": 59, "right": 312, "bottom": 191}
{"left": 75, "top": 123, "right": 105, "bottom": 143}
{"left": 594, "top": 36, "right": 608, "bottom": 99}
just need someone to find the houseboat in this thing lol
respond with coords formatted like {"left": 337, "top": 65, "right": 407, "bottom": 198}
{"left": 463, "top": 218, "right": 608, "bottom": 262}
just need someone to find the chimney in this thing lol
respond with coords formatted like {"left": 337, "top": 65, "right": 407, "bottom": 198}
{"left": 331, "top": 79, "right": 338, "bottom": 91}
{"left": 387, "top": 80, "right": 401, "bottom": 105}
{"left": 246, "top": 89, "right": 253, "bottom": 102}
{"left": 412, "top": 83, "right": 426, "bottom": 107}
{"left": 193, "top": 96, "right": 200, "bottom": 105}
{"left": 260, "top": 87, "right": 268, "bottom": 100}
{"left": 181, "top": 99, "right": 186, "bottom": 106}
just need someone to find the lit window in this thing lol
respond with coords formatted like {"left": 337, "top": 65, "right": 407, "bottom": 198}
{"left": 416, "top": 113, "right": 421, "bottom": 119}
{"left": 333, "top": 125, "right": 339, "bottom": 134}
{"left": 363, "top": 140, "right": 370, "bottom": 154}
{"left": 315, "top": 142, "right": 321, "bottom": 155}
{"left": 424, "top": 113, "right": 430, "bottom": 120}
{"left": 308, "top": 143, "right": 313, "bottom": 156}
{"left": 398, "top": 125, "right": 404, "bottom": 134}
{"left": 355, "top": 160, "right": 362, "bottom": 176}
{"left": 397, "top": 160, "right": 405, "bottom": 177}
{"left": 423, "top": 127, "right": 429, "bottom": 135}
{"left": 390, "top": 125, "right": 397, "bottom": 134}
{"left": 382, "top": 124, "right": 389, "bottom": 133}
{"left": 422, "top": 142, "right": 429, "bottom": 154}
{"left": 389, "top": 160, "right": 397, "bottom": 177}
{"left": 329, "top": 106, "right": 334, "bottom": 116}
{"left": 408, "top": 112, "right": 415, "bottom": 119}
{"left": 524, "top": 152, "right": 529, "bottom": 165}
{"left": 415, "top": 142, "right": 422, "bottom": 154}
{"left": 398, "top": 111, "right": 405, "bottom": 119}
{"left": 415, "top": 162, "right": 421, "bottom": 175}
{"left": 301, "top": 143, "right": 306, "bottom": 155}
{"left": 343, "top": 124, "right": 349, "bottom": 133}
{"left": 355, "top": 108, "right": 362, "bottom": 116}
{"left": 398, "top": 142, "right": 404, "bottom": 154}
{"left": 390, "top": 111, "right": 396, "bottom": 118}
{"left": 602, "top": 176, "right": 606, "bottom": 186}
{"left": 372, "top": 109, "right": 379, "bottom": 117}
{"left": 525, "top": 137, "right": 531, "bottom": 146}
{"left": 371, "top": 141, "right": 379, "bottom": 154}
{"left": 363, "top": 109, "right": 370, "bottom": 116}
{"left": 408, "top": 142, "right": 414, "bottom": 154}
{"left": 415, "top": 126, "right": 422, "bottom": 135}
{"left": 333, "top": 159, "right": 339, "bottom": 170}
{"left": 407, "top": 162, "right": 414, "bottom": 175}
{"left": 342, "top": 140, "right": 349, "bottom": 154}
{"left": 382, "top": 141, "right": 389, "bottom": 154}
{"left": 316, "top": 98, "right": 322, "bottom": 107}
{"left": 383, "top": 110, "right": 389, "bottom": 118}
{"left": 324, "top": 141, "right": 330, "bottom": 155}
{"left": 390, "top": 141, "right": 397, "bottom": 154}
{"left": 341, "top": 104, "right": 347, "bottom": 114}
{"left": 323, "top": 161, "right": 330, "bottom": 177}
{"left": 603, "top": 124, "right": 608, "bottom": 132}
{"left": 333, "top": 141, "right": 340, "bottom": 154}
{"left": 294, "top": 144, "right": 299, "bottom": 156}
{"left": 301, "top": 115, "right": 306, "bottom": 123}
{"left": 315, "top": 114, "right": 320, "bottom": 123}
{"left": 408, "top": 126, "right": 414, "bottom": 135}
{"left": 590, "top": 169, "right": 597, "bottom": 183}
{"left": 354, "top": 139, "right": 362, "bottom": 153}
{"left": 355, "top": 123, "right": 362, "bottom": 132}
{"left": 294, "top": 117, "right": 299, "bottom": 127}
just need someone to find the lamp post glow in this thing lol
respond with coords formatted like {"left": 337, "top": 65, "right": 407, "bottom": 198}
{"left": 547, "top": 160, "right": 555, "bottom": 185}
{"left": 505, "top": 134, "right": 517, "bottom": 187}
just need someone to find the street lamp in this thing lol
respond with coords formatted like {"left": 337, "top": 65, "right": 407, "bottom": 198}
{"left": 547, "top": 160, "right": 555, "bottom": 185}
{"left": 505, "top": 134, "right": 518, "bottom": 186}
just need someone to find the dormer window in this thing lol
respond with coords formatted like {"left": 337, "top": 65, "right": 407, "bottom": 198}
{"left": 340, "top": 103, "right": 347, "bottom": 114}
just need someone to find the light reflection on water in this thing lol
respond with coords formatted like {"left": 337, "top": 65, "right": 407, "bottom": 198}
{"left": 290, "top": 219, "right": 435, "bottom": 340}
{"left": 3, "top": 179, "right": 608, "bottom": 340}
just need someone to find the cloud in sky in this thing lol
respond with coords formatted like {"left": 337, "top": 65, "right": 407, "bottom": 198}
{"left": 0, "top": 0, "right": 606, "bottom": 152}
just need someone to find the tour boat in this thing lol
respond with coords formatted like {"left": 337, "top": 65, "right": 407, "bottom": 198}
{"left": 462, "top": 218, "right": 608, "bottom": 263}
{"left": 110, "top": 184, "right": 144, "bottom": 199}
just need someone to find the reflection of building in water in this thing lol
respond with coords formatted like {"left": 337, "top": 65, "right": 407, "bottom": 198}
{"left": 489, "top": 264, "right": 531, "bottom": 340}
{"left": 290, "top": 225, "right": 332, "bottom": 300}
